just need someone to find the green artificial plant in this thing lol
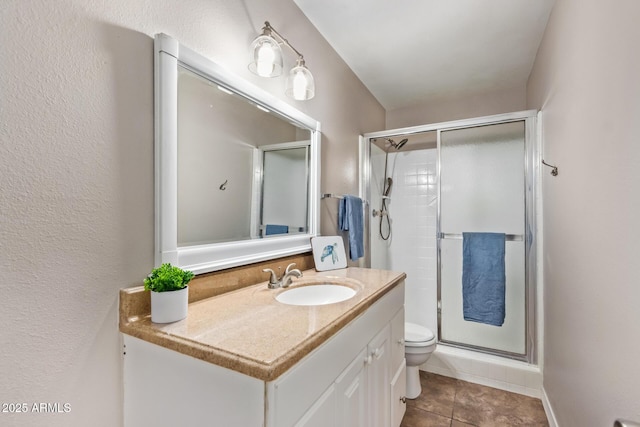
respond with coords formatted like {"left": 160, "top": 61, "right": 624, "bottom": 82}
{"left": 144, "top": 263, "right": 194, "bottom": 293}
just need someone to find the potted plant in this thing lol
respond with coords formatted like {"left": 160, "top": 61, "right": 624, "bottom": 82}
{"left": 144, "top": 263, "right": 194, "bottom": 323}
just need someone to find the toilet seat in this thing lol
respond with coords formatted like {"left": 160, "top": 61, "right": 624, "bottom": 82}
{"left": 405, "top": 322, "right": 435, "bottom": 347}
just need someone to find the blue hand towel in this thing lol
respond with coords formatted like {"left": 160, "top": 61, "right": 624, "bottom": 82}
{"left": 265, "top": 224, "right": 288, "bottom": 235}
{"left": 462, "top": 232, "right": 506, "bottom": 326}
{"left": 338, "top": 195, "right": 364, "bottom": 261}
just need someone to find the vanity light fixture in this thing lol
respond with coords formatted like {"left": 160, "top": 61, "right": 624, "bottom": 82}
{"left": 249, "top": 21, "right": 315, "bottom": 101}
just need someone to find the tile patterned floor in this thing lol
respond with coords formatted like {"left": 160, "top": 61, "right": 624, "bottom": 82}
{"left": 400, "top": 372, "right": 549, "bottom": 427}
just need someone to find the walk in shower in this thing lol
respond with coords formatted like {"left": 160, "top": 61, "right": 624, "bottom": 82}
{"left": 360, "top": 111, "right": 539, "bottom": 366}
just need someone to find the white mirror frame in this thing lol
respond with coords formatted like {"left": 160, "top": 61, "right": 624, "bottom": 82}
{"left": 154, "top": 34, "right": 321, "bottom": 274}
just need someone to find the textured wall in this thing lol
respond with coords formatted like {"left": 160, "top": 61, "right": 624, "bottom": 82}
{"left": 527, "top": 0, "right": 640, "bottom": 425}
{"left": 0, "top": 1, "right": 384, "bottom": 426}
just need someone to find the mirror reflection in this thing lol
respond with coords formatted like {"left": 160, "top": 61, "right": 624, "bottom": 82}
{"left": 177, "top": 66, "right": 311, "bottom": 246}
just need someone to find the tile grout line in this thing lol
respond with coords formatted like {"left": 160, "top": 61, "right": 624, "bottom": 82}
{"left": 451, "top": 378, "right": 460, "bottom": 424}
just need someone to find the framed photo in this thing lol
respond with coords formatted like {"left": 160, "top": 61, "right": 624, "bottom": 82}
{"left": 311, "top": 236, "right": 347, "bottom": 271}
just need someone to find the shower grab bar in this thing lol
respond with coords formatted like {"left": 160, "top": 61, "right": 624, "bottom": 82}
{"left": 439, "top": 232, "right": 524, "bottom": 241}
{"left": 615, "top": 420, "right": 640, "bottom": 427}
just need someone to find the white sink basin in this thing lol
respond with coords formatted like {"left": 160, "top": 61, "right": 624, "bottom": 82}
{"left": 276, "top": 284, "right": 356, "bottom": 306}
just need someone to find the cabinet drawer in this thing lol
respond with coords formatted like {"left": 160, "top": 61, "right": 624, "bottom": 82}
{"left": 390, "top": 361, "right": 407, "bottom": 427}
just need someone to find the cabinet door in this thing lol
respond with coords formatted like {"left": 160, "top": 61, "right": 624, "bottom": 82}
{"left": 335, "top": 348, "right": 368, "bottom": 427}
{"left": 390, "top": 307, "right": 405, "bottom": 370}
{"left": 390, "top": 361, "right": 407, "bottom": 427}
{"left": 367, "top": 324, "right": 391, "bottom": 427}
{"left": 294, "top": 384, "right": 336, "bottom": 427}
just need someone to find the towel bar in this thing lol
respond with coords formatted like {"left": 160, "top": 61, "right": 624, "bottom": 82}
{"left": 439, "top": 232, "right": 523, "bottom": 241}
{"left": 321, "top": 193, "right": 344, "bottom": 199}
{"left": 321, "top": 194, "right": 368, "bottom": 205}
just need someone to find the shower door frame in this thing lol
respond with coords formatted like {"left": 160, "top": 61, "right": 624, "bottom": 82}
{"left": 360, "top": 110, "right": 539, "bottom": 363}
{"left": 436, "top": 112, "right": 537, "bottom": 363}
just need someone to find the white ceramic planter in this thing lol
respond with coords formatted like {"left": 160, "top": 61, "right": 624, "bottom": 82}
{"left": 150, "top": 286, "right": 188, "bottom": 323}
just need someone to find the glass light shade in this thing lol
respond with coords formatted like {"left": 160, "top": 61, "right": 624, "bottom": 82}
{"left": 248, "top": 35, "right": 283, "bottom": 77}
{"left": 285, "top": 63, "right": 315, "bottom": 101}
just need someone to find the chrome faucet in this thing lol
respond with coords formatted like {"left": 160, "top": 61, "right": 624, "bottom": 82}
{"left": 262, "top": 263, "right": 303, "bottom": 289}
{"left": 281, "top": 263, "right": 302, "bottom": 288}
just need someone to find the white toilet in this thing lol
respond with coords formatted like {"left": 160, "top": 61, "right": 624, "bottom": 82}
{"left": 404, "top": 322, "right": 436, "bottom": 399}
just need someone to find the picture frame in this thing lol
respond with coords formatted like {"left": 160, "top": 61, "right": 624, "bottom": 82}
{"left": 311, "top": 236, "right": 347, "bottom": 271}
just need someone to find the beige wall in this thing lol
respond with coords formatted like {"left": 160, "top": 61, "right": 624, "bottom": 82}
{"left": 386, "top": 85, "right": 526, "bottom": 129}
{"left": 0, "top": 1, "right": 384, "bottom": 426}
{"left": 527, "top": 0, "right": 640, "bottom": 425}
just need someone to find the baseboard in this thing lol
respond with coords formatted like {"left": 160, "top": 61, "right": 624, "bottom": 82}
{"left": 541, "top": 387, "right": 558, "bottom": 427}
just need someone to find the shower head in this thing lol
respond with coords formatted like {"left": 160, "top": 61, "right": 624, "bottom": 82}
{"left": 395, "top": 138, "right": 408, "bottom": 150}
{"left": 383, "top": 137, "right": 409, "bottom": 150}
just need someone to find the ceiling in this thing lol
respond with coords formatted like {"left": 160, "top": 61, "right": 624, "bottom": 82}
{"left": 294, "top": 0, "right": 556, "bottom": 111}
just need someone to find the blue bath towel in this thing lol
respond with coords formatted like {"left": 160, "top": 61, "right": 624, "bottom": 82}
{"left": 338, "top": 195, "right": 364, "bottom": 261}
{"left": 265, "top": 224, "right": 288, "bottom": 235}
{"left": 462, "top": 232, "right": 506, "bottom": 326}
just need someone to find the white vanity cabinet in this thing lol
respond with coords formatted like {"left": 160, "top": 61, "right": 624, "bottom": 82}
{"left": 123, "top": 281, "right": 405, "bottom": 427}
{"left": 295, "top": 324, "right": 394, "bottom": 427}
{"left": 267, "top": 282, "right": 405, "bottom": 427}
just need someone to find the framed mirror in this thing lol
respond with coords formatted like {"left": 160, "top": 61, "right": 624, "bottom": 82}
{"left": 154, "top": 34, "right": 321, "bottom": 274}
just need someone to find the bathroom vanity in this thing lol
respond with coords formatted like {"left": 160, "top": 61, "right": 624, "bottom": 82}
{"left": 135, "top": 32, "right": 408, "bottom": 426}
{"left": 120, "top": 267, "right": 406, "bottom": 427}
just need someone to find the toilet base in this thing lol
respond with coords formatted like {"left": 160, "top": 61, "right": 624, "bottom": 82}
{"left": 406, "top": 365, "right": 422, "bottom": 399}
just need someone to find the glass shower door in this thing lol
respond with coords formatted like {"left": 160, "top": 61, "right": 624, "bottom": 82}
{"left": 438, "top": 121, "right": 526, "bottom": 356}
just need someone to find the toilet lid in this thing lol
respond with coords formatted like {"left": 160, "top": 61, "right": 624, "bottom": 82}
{"left": 405, "top": 322, "right": 435, "bottom": 343}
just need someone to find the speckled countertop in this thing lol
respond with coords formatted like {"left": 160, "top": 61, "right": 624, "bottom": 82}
{"left": 119, "top": 267, "right": 405, "bottom": 381}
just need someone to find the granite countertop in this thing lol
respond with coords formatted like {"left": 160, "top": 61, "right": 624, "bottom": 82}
{"left": 119, "top": 267, "right": 405, "bottom": 382}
